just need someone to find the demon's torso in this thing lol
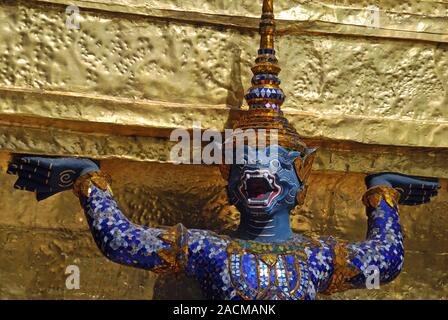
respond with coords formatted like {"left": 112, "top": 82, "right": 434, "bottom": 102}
{"left": 186, "top": 230, "right": 333, "bottom": 300}
{"left": 78, "top": 185, "right": 404, "bottom": 301}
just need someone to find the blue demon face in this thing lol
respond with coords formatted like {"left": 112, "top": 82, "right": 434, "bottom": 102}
{"left": 227, "top": 145, "right": 303, "bottom": 215}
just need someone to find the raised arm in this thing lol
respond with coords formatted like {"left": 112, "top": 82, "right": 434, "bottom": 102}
{"left": 320, "top": 172, "right": 440, "bottom": 294}
{"left": 7, "top": 156, "right": 188, "bottom": 274}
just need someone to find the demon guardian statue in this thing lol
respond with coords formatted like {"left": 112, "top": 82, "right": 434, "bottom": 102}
{"left": 6, "top": 0, "right": 440, "bottom": 300}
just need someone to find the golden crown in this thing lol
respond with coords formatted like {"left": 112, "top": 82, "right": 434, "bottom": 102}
{"left": 232, "top": 0, "right": 307, "bottom": 152}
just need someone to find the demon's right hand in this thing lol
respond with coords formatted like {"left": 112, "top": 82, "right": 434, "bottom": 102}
{"left": 6, "top": 155, "right": 99, "bottom": 201}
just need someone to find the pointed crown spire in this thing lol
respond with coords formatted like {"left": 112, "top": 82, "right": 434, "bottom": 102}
{"left": 244, "top": 0, "right": 284, "bottom": 111}
{"left": 233, "top": 0, "right": 306, "bottom": 152}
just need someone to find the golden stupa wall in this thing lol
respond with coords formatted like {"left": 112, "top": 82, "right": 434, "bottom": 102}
{"left": 0, "top": 0, "right": 447, "bottom": 299}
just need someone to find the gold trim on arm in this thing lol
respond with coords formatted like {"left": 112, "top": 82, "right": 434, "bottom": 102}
{"left": 73, "top": 171, "right": 113, "bottom": 197}
{"left": 156, "top": 223, "right": 189, "bottom": 274}
{"left": 321, "top": 240, "right": 359, "bottom": 295}
{"left": 362, "top": 186, "right": 401, "bottom": 210}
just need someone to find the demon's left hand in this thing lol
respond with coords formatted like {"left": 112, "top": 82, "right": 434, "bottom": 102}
{"left": 7, "top": 155, "right": 99, "bottom": 201}
{"left": 365, "top": 172, "right": 440, "bottom": 206}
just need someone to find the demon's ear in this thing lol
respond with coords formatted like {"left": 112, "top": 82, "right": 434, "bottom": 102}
{"left": 293, "top": 147, "right": 317, "bottom": 206}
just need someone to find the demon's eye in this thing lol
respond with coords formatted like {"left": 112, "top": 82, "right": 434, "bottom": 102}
{"left": 269, "top": 159, "right": 280, "bottom": 173}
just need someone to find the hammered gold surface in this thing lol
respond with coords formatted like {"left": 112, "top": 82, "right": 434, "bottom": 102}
{"left": 0, "top": 0, "right": 447, "bottom": 144}
{"left": 2, "top": 88, "right": 448, "bottom": 149}
{"left": 35, "top": 0, "right": 448, "bottom": 41}
{"left": 1, "top": 125, "right": 447, "bottom": 179}
{"left": 0, "top": 0, "right": 447, "bottom": 300}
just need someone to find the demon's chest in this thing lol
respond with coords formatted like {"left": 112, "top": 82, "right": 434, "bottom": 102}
{"left": 225, "top": 240, "right": 310, "bottom": 300}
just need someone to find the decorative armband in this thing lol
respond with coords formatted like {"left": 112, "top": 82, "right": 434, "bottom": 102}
{"left": 321, "top": 239, "right": 359, "bottom": 295}
{"left": 73, "top": 171, "right": 113, "bottom": 197}
{"left": 362, "top": 186, "right": 401, "bottom": 210}
{"left": 154, "top": 223, "right": 189, "bottom": 273}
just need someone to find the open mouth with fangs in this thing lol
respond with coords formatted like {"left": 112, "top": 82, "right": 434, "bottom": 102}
{"left": 239, "top": 170, "right": 282, "bottom": 208}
